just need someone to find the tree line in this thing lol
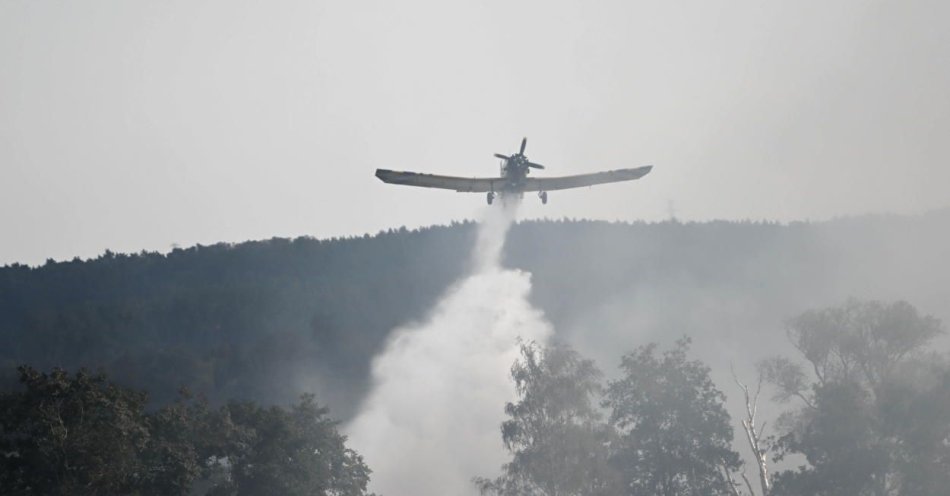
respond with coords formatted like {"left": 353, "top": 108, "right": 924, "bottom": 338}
{"left": 3, "top": 212, "right": 947, "bottom": 418}
{"left": 478, "top": 300, "right": 950, "bottom": 496}
{"left": 3, "top": 299, "right": 946, "bottom": 495}
{"left": 0, "top": 366, "right": 372, "bottom": 495}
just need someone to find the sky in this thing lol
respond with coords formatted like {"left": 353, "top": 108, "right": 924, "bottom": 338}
{"left": 2, "top": 0, "right": 949, "bottom": 265}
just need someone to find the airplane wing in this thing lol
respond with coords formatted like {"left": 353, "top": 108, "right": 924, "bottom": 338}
{"left": 521, "top": 165, "right": 653, "bottom": 192}
{"left": 375, "top": 169, "right": 501, "bottom": 193}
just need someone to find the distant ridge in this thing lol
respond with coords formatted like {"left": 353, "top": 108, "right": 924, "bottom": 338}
{"left": 2, "top": 212, "right": 948, "bottom": 418}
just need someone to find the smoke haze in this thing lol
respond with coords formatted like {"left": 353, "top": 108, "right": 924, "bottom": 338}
{"left": 4, "top": 1, "right": 950, "bottom": 265}
{"left": 346, "top": 205, "right": 552, "bottom": 495}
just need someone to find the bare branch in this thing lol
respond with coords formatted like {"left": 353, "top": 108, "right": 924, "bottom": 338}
{"left": 741, "top": 472, "right": 756, "bottom": 496}
{"left": 794, "top": 391, "right": 816, "bottom": 410}
{"left": 721, "top": 462, "right": 743, "bottom": 496}
{"left": 733, "top": 367, "right": 772, "bottom": 496}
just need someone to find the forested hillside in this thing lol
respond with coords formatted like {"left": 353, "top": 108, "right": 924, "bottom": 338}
{"left": 2, "top": 211, "right": 948, "bottom": 418}
{"left": 0, "top": 224, "right": 477, "bottom": 412}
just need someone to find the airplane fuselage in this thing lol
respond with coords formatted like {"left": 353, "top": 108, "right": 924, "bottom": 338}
{"left": 499, "top": 156, "right": 531, "bottom": 191}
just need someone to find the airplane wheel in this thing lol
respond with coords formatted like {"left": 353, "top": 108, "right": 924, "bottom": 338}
{"left": 539, "top": 191, "right": 548, "bottom": 205}
{"left": 487, "top": 192, "right": 494, "bottom": 205}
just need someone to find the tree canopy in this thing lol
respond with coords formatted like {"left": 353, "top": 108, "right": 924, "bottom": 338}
{"left": 762, "top": 300, "right": 949, "bottom": 496}
{"left": 0, "top": 367, "right": 373, "bottom": 496}
{"left": 2, "top": 212, "right": 947, "bottom": 418}
{"left": 476, "top": 341, "right": 614, "bottom": 496}
{"left": 606, "top": 338, "right": 740, "bottom": 496}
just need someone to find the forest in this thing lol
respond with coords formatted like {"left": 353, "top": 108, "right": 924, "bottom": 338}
{"left": 2, "top": 211, "right": 949, "bottom": 494}
{"left": 2, "top": 300, "right": 947, "bottom": 495}
{"left": 475, "top": 298, "right": 949, "bottom": 496}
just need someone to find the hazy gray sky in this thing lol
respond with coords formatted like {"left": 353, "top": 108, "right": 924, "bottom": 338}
{"left": 2, "top": 0, "right": 949, "bottom": 265}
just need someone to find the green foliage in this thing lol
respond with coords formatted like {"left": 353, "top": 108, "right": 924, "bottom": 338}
{"left": 765, "top": 300, "right": 950, "bottom": 496}
{"left": 207, "top": 395, "right": 372, "bottom": 496}
{"left": 0, "top": 367, "right": 373, "bottom": 496}
{"left": 0, "top": 366, "right": 152, "bottom": 495}
{"left": 142, "top": 391, "right": 217, "bottom": 496}
{"left": 1, "top": 216, "right": 949, "bottom": 495}
{"left": 783, "top": 300, "right": 941, "bottom": 389}
{"left": 476, "top": 341, "right": 616, "bottom": 496}
{"left": 0, "top": 225, "right": 477, "bottom": 413}
{"left": 483, "top": 340, "right": 745, "bottom": 496}
{"left": 876, "top": 357, "right": 950, "bottom": 496}
{"left": 2, "top": 213, "right": 948, "bottom": 418}
{"left": 605, "top": 338, "right": 740, "bottom": 496}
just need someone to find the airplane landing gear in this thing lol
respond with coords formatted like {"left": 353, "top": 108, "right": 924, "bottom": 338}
{"left": 539, "top": 191, "right": 548, "bottom": 205}
{"left": 487, "top": 191, "right": 495, "bottom": 205}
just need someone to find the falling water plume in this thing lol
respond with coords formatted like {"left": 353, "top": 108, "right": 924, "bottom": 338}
{"left": 346, "top": 203, "right": 553, "bottom": 495}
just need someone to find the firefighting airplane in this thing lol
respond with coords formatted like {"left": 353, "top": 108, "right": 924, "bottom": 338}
{"left": 375, "top": 137, "right": 652, "bottom": 205}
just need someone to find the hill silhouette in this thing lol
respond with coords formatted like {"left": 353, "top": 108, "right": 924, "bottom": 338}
{"left": 2, "top": 210, "right": 948, "bottom": 418}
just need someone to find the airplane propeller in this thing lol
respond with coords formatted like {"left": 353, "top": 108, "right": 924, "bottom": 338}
{"left": 494, "top": 138, "right": 542, "bottom": 168}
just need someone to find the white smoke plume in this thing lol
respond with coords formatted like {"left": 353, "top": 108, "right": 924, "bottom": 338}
{"left": 346, "top": 204, "right": 553, "bottom": 496}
